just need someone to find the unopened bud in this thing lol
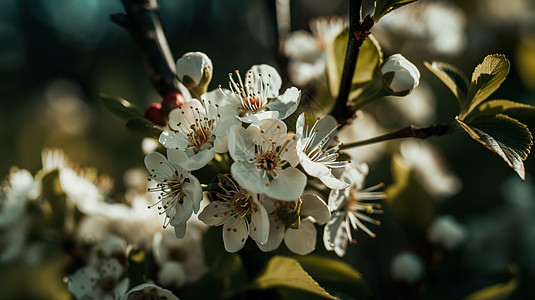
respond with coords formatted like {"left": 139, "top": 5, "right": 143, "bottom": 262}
{"left": 162, "top": 93, "right": 186, "bottom": 116}
{"left": 144, "top": 103, "right": 162, "bottom": 125}
{"left": 176, "top": 51, "right": 213, "bottom": 96}
{"left": 381, "top": 54, "right": 420, "bottom": 96}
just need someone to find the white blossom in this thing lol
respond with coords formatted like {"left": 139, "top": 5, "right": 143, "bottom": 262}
{"left": 324, "top": 164, "right": 384, "bottom": 257}
{"left": 257, "top": 194, "right": 330, "bottom": 255}
{"left": 296, "top": 113, "right": 349, "bottom": 189}
{"left": 223, "top": 64, "right": 300, "bottom": 123}
{"left": 198, "top": 175, "right": 269, "bottom": 253}
{"left": 228, "top": 118, "right": 306, "bottom": 201}
{"left": 176, "top": 51, "right": 213, "bottom": 95}
{"left": 145, "top": 152, "right": 203, "bottom": 238}
{"left": 152, "top": 220, "right": 207, "bottom": 288}
{"left": 68, "top": 258, "right": 129, "bottom": 300}
{"left": 159, "top": 91, "right": 240, "bottom": 171}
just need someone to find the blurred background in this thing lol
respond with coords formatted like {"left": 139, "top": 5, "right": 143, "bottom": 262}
{"left": 1, "top": 0, "right": 535, "bottom": 299}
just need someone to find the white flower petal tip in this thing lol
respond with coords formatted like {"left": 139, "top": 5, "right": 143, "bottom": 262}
{"left": 381, "top": 54, "right": 420, "bottom": 96}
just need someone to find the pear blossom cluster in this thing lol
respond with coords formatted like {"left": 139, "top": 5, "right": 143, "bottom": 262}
{"left": 144, "top": 51, "right": 386, "bottom": 256}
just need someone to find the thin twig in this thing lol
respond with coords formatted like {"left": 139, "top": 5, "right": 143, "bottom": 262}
{"left": 332, "top": 0, "right": 374, "bottom": 126}
{"left": 111, "top": 0, "right": 180, "bottom": 97}
{"left": 340, "top": 123, "right": 456, "bottom": 150}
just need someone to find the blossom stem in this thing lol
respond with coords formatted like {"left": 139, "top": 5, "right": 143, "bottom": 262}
{"left": 340, "top": 122, "right": 456, "bottom": 150}
{"left": 111, "top": 0, "right": 181, "bottom": 97}
{"left": 333, "top": 0, "right": 374, "bottom": 126}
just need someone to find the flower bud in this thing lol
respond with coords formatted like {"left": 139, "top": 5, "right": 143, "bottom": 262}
{"left": 144, "top": 102, "right": 162, "bottom": 125}
{"left": 162, "top": 93, "right": 186, "bottom": 115}
{"left": 381, "top": 54, "right": 420, "bottom": 96}
{"left": 176, "top": 51, "right": 213, "bottom": 96}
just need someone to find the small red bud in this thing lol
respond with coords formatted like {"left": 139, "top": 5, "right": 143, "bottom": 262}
{"left": 162, "top": 93, "right": 186, "bottom": 112}
{"left": 144, "top": 102, "right": 162, "bottom": 125}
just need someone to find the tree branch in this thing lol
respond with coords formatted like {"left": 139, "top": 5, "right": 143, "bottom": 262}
{"left": 340, "top": 123, "right": 456, "bottom": 150}
{"left": 111, "top": 0, "right": 180, "bottom": 98}
{"left": 332, "top": 0, "right": 374, "bottom": 126}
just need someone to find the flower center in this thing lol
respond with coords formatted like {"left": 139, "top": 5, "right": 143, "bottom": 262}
{"left": 148, "top": 170, "right": 190, "bottom": 228}
{"left": 215, "top": 175, "right": 255, "bottom": 218}
{"left": 228, "top": 70, "right": 273, "bottom": 115}
{"left": 173, "top": 100, "right": 220, "bottom": 152}
{"left": 301, "top": 116, "right": 347, "bottom": 168}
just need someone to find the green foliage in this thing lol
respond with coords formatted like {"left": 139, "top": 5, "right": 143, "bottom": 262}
{"left": 425, "top": 54, "right": 535, "bottom": 179}
{"left": 373, "top": 0, "right": 418, "bottom": 22}
{"left": 254, "top": 256, "right": 336, "bottom": 299}
{"left": 326, "top": 28, "right": 383, "bottom": 99}
{"left": 101, "top": 94, "right": 143, "bottom": 122}
{"left": 101, "top": 94, "right": 162, "bottom": 139}
{"left": 386, "top": 155, "right": 435, "bottom": 231}
{"left": 125, "top": 117, "right": 162, "bottom": 139}
{"left": 295, "top": 255, "right": 371, "bottom": 299}
{"left": 457, "top": 115, "right": 532, "bottom": 180}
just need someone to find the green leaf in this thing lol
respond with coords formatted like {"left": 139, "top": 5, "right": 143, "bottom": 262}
{"left": 464, "top": 277, "right": 518, "bottom": 300}
{"left": 326, "top": 29, "right": 382, "bottom": 98}
{"left": 468, "top": 99, "right": 535, "bottom": 120}
{"left": 385, "top": 155, "right": 435, "bottom": 231}
{"left": 101, "top": 94, "right": 143, "bottom": 122}
{"left": 254, "top": 256, "right": 336, "bottom": 300}
{"left": 125, "top": 117, "right": 162, "bottom": 139}
{"left": 457, "top": 114, "right": 533, "bottom": 180}
{"left": 295, "top": 255, "right": 371, "bottom": 299}
{"left": 461, "top": 55, "right": 510, "bottom": 119}
{"left": 374, "top": 0, "right": 418, "bottom": 22}
{"left": 424, "top": 61, "right": 469, "bottom": 108}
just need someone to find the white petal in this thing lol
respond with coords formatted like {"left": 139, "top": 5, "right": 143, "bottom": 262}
{"left": 300, "top": 194, "right": 331, "bottom": 225}
{"left": 223, "top": 217, "right": 248, "bottom": 253}
{"left": 168, "top": 99, "right": 204, "bottom": 129}
{"left": 295, "top": 113, "right": 306, "bottom": 139}
{"left": 300, "top": 152, "right": 331, "bottom": 178}
{"left": 249, "top": 64, "right": 282, "bottom": 98}
{"left": 99, "top": 258, "right": 124, "bottom": 281}
{"left": 159, "top": 130, "right": 189, "bottom": 149}
{"left": 310, "top": 114, "right": 338, "bottom": 147}
{"left": 266, "top": 87, "right": 301, "bottom": 120}
{"left": 182, "top": 173, "right": 203, "bottom": 213}
{"left": 124, "top": 283, "right": 179, "bottom": 300}
{"left": 231, "top": 162, "right": 269, "bottom": 195}
{"left": 68, "top": 266, "right": 100, "bottom": 299}
{"left": 169, "top": 196, "right": 194, "bottom": 228}
{"left": 319, "top": 173, "right": 350, "bottom": 190}
{"left": 115, "top": 278, "right": 130, "bottom": 299}
{"left": 256, "top": 214, "right": 285, "bottom": 252}
{"left": 249, "top": 195, "right": 269, "bottom": 244}
{"left": 254, "top": 118, "right": 288, "bottom": 144}
{"left": 168, "top": 147, "right": 215, "bottom": 171}
{"left": 285, "top": 219, "right": 317, "bottom": 255}
{"left": 238, "top": 110, "right": 279, "bottom": 123}
{"left": 173, "top": 223, "right": 187, "bottom": 238}
{"left": 323, "top": 212, "right": 348, "bottom": 257}
{"left": 144, "top": 152, "right": 174, "bottom": 182}
{"left": 267, "top": 167, "right": 306, "bottom": 201}
{"left": 228, "top": 124, "right": 257, "bottom": 163}
{"left": 198, "top": 201, "right": 233, "bottom": 226}
{"left": 328, "top": 186, "right": 348, "bottom": 212}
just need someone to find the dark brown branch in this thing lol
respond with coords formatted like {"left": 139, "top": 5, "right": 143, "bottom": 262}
{"left": 340, "top": 123, "right": 455, "bottom": 150}
{"left": 111, "top": 0, "right": 180, "bottom": 97}
{"left": 332, "top": 0, "right": 374, "bottom": 126}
